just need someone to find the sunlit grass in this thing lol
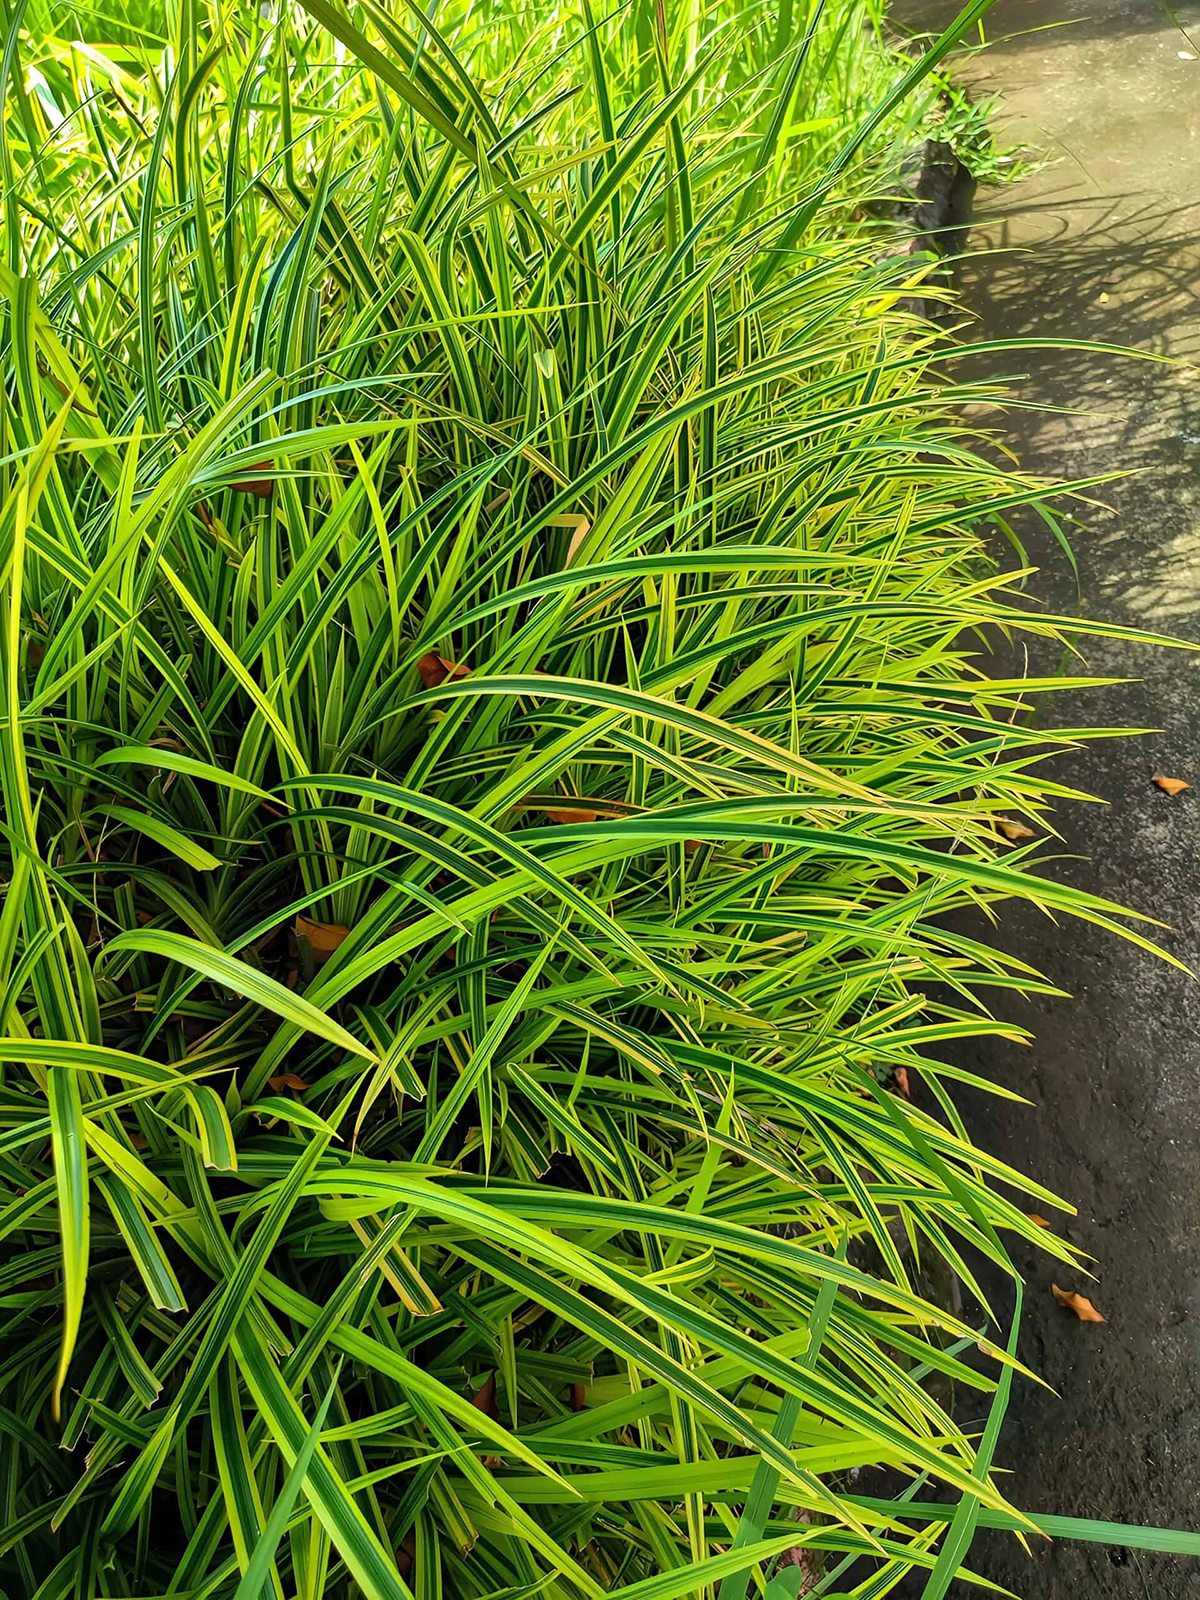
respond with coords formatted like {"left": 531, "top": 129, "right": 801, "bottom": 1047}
{"left": 0, "top": 0, "right": 1195, "bottom": 1596}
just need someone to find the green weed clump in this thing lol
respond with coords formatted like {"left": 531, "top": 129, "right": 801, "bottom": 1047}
{"left": 0, "top": 1, "right": 1193, "bottom": 1596}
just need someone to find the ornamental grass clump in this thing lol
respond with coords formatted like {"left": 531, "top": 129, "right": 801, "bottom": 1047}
{"left": 0, "top": 0, "right": 1194, "bottom": 1596}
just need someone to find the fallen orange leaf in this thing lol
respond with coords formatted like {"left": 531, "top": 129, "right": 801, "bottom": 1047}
{"left": 893, "top": 1066, "right": 911, "bottom": 1099}
{"left": 997, "top": 817, "right": 1036, "bottom": 841}
{"left": 1052, "top": 1283, "right": 1106, "bottom": 1323}
{"left": 1153, "top": 773, "right": 1190, "bottom": 796}
{"left": 1026, "top": 1212, "right": 1052, "bottom": 1228}
{"left": 232, "top": 462, "right": 275, "bottom": 497}
{"left": 295, "top": 914, "right": 350, "bottom": 961}
{"left": 268, "top": 1072, "right": 310, "bottom": 1093}
{"left": 395, "top": 1535, "right": 416, "bottom": 1577}
{"left": 416, "top": 652, "right": 470, "bottom": 690}
{"left": 518, "top": 795, "right": 627, "bottom": 825}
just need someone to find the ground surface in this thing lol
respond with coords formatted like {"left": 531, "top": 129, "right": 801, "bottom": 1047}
{"left": 892, "top": 2, "right": 1200, "bottom": 1594}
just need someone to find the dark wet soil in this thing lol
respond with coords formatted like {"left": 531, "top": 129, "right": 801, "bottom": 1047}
{"left": 891, "top": 2, "right": 1200, "bottom": 1594}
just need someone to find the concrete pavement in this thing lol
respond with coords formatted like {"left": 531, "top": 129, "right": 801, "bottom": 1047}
{"left": 895, "top": 2, "right": 1200, "bottom": 1592}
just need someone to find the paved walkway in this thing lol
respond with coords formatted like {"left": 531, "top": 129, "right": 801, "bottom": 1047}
{"left": 899, "top": 2, "right": 1200, "bottom": 1592}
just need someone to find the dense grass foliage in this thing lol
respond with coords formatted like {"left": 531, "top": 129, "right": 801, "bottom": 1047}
{"left": 0, "top": 0, "right": 1193, "bottom": 1596}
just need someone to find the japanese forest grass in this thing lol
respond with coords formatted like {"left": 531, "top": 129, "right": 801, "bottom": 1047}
{"left": 0, "top": 0, "right": 1195, "bottom": 1597}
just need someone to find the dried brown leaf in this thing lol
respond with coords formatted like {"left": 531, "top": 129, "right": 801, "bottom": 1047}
{"left": 1026, "top": 1212, "right": 1052, "bottom": 1228}
{"left": 893, "top": 1066, "right": 911, "bottom": 1099}
{"left": 470, "top": 1373, "right": 498, "bottom": 1418}
{"left": 547, "top": 512, "right": 592, "bottom": 566}
{"left": 1052, "top": 1283, "right": 1106, "bottom": 1323}
{"left": 1153, "top": 773, "right": 1190, "bottom": 796}
{"left": 268, "top": 1072, "right": 309, "bottom": 1093}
